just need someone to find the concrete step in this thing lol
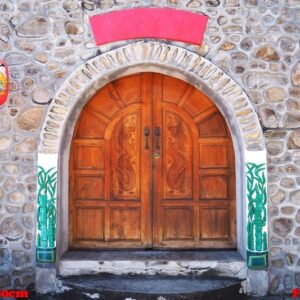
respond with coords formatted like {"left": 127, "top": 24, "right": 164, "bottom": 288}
{"left": 54, "top": 274, "right": 245, "bottom": 300}
{"left": 29, "top": 290, "right": 285, "bottom": 300}
{"left": 59, "top": 250, "right": 246, "bottom": 279}
{"left": 29, "top": 274, "right": 286, "bottom": 300}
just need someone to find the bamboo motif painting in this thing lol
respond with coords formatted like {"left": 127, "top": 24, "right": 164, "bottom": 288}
{"left": 246, "top": 162, "right": 268, "bottom": 269}
{"left": 36, "top": 166, "right": 57, "bottom": 263}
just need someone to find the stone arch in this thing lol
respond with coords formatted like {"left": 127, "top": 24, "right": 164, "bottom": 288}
{"left": 36, "top": 41, "right": 268, "bottom": 293}
{"left": 40, "top": 41, "right": 265, "bottom": 154}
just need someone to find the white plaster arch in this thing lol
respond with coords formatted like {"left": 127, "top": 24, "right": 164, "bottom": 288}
{"left": 36, "top": 41, "right": 268, "bottom": 293}
{"left": 39, "top": 41, "right": 265, "bottom": 154}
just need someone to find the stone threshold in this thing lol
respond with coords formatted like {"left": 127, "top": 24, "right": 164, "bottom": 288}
{"left": 59, "top": 250, "right": 246, "bottom": 279}
{"left": 58, "top": 274, "right": 243, "bottom": 298}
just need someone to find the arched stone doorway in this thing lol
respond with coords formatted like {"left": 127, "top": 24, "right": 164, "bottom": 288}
{"left": 36, "top": 41, "right": 267, "bottom": 294}
{"left": 69, "top": 72, "right": 236, "bottom": 250}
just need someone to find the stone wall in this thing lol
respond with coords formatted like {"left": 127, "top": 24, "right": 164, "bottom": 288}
{"left": 266, "top": 129, "right": 300, "bottom": 294}
{"left": 0, "top": 0, "right": 299, "bottom": 294}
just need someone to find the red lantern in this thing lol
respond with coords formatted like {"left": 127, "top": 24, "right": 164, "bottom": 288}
{"left": 0, "top": 60, "right": 9, "bottom": 105}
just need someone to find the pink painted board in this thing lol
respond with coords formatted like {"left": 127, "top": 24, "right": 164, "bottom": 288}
{"left": 90, "top": 8, "right": 208, "bottom": 46}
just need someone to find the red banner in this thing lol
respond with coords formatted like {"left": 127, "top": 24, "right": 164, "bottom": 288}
{"left": 0, "top": 60, "right": 9, "bottom": 105}
{"left": 90, "top": 8, "right": 208, "bottom": 46}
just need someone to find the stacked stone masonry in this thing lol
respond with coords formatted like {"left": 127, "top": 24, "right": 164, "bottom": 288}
{"left": 0, "top": 0, "right": 299, "bottom": 295}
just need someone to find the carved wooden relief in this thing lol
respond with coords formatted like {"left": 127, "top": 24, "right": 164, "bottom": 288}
{"left": 111, "top": 113, "right": 140, "bottom": 198}
{"left": 164, "top": 112, "right": 192, "bottom": 198}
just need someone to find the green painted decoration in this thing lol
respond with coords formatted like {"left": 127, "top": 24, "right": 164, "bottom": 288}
{"left": 36, "top": 166, "right": 57, "bottom": 263}
{"left": 246, "top": 162, "right": 268, "bottom": 269}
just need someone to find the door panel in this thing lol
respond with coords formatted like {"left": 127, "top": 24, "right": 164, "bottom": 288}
{"left": 154, "top": 108, "right": 199, "bottom": 247}
{"left": 199, "top": 144, "right": 228, "bottom": 168}
{"left": 76, "top": 175, "right": 104, "bottom": 199}
{"left": 75, "top": 207, "right": 105, "bottom": 241}
{"left": 152, "top": 73, "right": 235, "bottom": 248}
{"left": 201, "top": 208, "right": 229, "bottom": 239}
{"left": 110, "top": 207, "right": 141, "bottom": 241}
{"left": 69, "top": 74, "right": 152, "bottom": 248}
{"left": 162, "top": 207, "right": 194, "bottom": 240}
{"left": 69, "top": 72, "right": 236, "bottom": 249}
{"left": 200, "top": 175, "right": 228, "bottom": 199}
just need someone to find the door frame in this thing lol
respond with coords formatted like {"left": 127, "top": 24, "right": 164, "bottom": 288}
{"left": 68, "top": 73, "right": 237, "bottom": 249}
{"left": 36, "top": 41, "right": 268, "bottom": 294}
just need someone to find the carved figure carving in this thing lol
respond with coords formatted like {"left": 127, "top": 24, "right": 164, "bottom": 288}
{"left": 166, "top": 113, "right": 187, "bottom": 194}
{"left": 113, "top": 114, "right": 137, "bottom": 195}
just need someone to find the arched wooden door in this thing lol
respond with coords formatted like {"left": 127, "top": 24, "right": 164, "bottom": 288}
{"left": 69, "top": 73, "right": 236, "bottom": 249}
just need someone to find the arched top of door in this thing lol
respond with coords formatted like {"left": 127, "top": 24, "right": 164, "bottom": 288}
{"left": 39, "top": 41, "right": 265, "bottom": 159}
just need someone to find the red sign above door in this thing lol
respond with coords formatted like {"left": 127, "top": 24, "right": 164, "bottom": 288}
{"left": 89, "top": 8, "right": 208, "bottom": 46}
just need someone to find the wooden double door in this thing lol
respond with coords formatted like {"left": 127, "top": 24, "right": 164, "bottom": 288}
{"left": 69, "top": 73, "right": 236, "bottom": 249}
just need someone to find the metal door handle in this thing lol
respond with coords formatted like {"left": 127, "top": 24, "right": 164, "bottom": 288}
{"left": 144, "top": 127, "right": 150, "bottom": 150}
{"left": 155, "top": 127, "right": 160, "bottom": 150}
